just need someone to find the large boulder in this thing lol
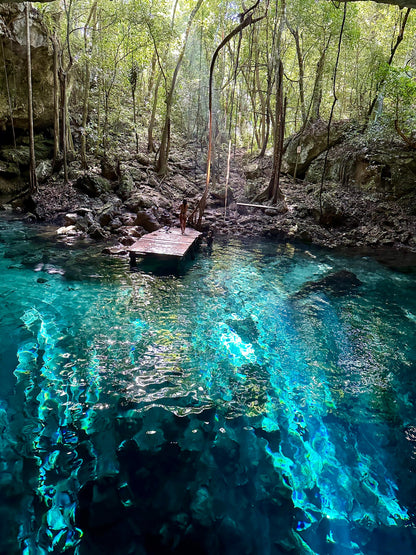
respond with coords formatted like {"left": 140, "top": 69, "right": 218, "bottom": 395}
{"left": 74, "top": 174, "right": 112, "bottom": 198}
{"left": 282, "top": 120, "right": 354, "bottom": 178}
{"left": 134, "top": 209, "right": 160, "bottom": 232}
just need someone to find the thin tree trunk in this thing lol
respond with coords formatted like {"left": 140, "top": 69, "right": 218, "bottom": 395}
{"left": 287, "top": 23, "right": 306, "bottom": 125}
{"left": 132, "top": 88, "right": 138, "bottom": 153}
{"left": 148, "top": 71, "right": 162, "bottom": 153}
{"left": 57, "top": 0, "right": 74, "bottom": 183}
{"left": 25, "top": 3, "right": 37, "bottom": 193}
{"left": 81, "top": 1, "right": 97, "bottom": 169}
{"left": 368, "top": 8, "right": 411, "bottom": 120}
{"left": 155, "top": 0, "right": 203, "bottom": 175}
{"left": 319, "top": 4, "right": 347, "bottom": 222}
{"left": 51, "top": 33, "right": 60, "bottom": 165}
{"left": 190, "top": 2, "right": 265, "bottom": 226}
{"left": 309, "top": 38, "right": 330, "bottom": 124}
{"left": 59, "top": 69, "right": 69, "bottom": 182}
{"left": 259, "top": 0, "right": 280, "bottom": 158}
{"left": 268, "top": 61, "right": 285, "bottom": 203}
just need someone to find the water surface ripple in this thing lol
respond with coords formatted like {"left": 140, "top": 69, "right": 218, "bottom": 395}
{"left": 1, "top": 217, "right": 416, "bottom": 554}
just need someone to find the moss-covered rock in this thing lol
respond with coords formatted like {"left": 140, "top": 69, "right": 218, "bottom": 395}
{"left": 74, "top": 175, "right": 112, "bottom": 198}
{"left": 0, "top": 5, "right": 54, "bottom": 132}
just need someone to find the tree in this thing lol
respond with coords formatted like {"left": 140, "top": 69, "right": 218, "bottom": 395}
{"left": 26, "top": 3, "right": 37, "bottom": 193}
{"left": 81, "top": 0, "right": 98, "bottom": 168}
{"left": 155, "top": 0, "right": 203, "bottom": 176}
{"left": 191, "top": 0, "right": 266, "bottom": 226}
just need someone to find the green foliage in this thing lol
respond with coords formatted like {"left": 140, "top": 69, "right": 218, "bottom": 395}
{"left": 32, "top": 0, "right": 416, "bottom": 156}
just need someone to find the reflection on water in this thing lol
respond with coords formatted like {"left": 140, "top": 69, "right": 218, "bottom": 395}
{"left": 1, "top": 216, "right": 416, "bottom": 554}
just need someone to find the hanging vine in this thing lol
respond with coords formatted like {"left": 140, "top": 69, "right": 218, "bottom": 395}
{"left": 190, "top": 0, "right": 266, "bottom": 228}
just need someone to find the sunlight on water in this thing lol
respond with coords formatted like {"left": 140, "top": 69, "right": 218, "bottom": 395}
{"left": 1, "top": 217, "right": 416, "bottom": 554}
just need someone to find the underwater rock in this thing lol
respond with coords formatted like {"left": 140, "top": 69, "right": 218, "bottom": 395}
{"left": 226, "top": 315, "right": 259, "bottom": 343}
{"left": 190, "top": 486, "right": 214, "bottom": 527}
{"left": 77, "top": 475, "right": 126, "bottom": 530}
{"left": 294, "top": 269, "right": 363, "bottom": 298}
{"left": 254, "top": 426, "right": 281, "bottom": 452}
{"left": 75, "top": 408, "right": 299, "bottom": 555}
{"left": 101, "top": 245, "right": 128, "bottom": 256}
{"left": 212, "top": 432, "right": 240, "bottom": 476}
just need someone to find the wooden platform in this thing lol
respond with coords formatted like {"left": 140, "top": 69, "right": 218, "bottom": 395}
{"left": 129, "top": 227, "right": 202, "bottom": 259}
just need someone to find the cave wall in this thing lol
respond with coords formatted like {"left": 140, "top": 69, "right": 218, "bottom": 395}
{"left": 0, "top": 4, "right": 54, "bottom": 133}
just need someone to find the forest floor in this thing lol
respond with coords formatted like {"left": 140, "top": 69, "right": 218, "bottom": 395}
{"left": 4, "top": 140, "right": 416, "bottom": 269}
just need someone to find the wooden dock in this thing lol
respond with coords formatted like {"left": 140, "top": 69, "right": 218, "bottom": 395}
{"left": 129, "top": 227, "right": 202, "bottom": 260}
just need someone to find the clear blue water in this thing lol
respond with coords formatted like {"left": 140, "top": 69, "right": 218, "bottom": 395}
{"left": 1, "top": 216, "right": 416, "bottom": 554}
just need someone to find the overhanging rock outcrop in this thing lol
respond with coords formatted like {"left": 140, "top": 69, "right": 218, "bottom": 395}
{"left": 0, "top": 4, "right": 54, "bottom": 132}
{"left": 282, "top": 120, "right": 354, "bottom": 179}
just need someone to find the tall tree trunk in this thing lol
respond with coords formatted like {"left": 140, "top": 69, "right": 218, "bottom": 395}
{"left": 25, "top": 3, "right": 37, "bottom": 193}
{"left": 309, "top": 38, "right": 330, "bottom": 124}
{"left": 268, "top": 60, "right": 285, "bottom": 203}
{"left": 56, "top": 0, "right": 74, "bottom": 183}
{"left": 148, "top": 72, "right": 162, "bottom": 153}
{"left": 259, "top": 0, "right": 282, "bottom": 158}
{"left": 81, "top": 1, "right": 97, "bottom": 169}
{"left": 155, "top": 0, "right": 203, "bottom": 175}
{"left": 59, "top": 68, "right": 69, "bottom": 182}
{"left": 319, "top": 4, "right": 347, "bottom": 222}
{"left": 367, "top": 7, "right": 411, "bottom": 121}
{"left": 128, "top": 62, "right": 139, "bottom": 154}
{"left": 51, "top": 32, "right": 60, "bottom": 166}
{"left": 287, "top": 23, "right": 306, "bottom": 125}
{"left": 145, "top": 52, "right": 157, "bottom": 107}
{"left": 1, "top": 39, "right": 16, "bottom": 148}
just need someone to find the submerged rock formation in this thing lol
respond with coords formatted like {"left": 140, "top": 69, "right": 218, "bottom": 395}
{"left": 76, "top": 406, "right": 301, "bottom": 555}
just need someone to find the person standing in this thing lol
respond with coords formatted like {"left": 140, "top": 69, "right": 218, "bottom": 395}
{"left": 179, "top": 199, "right": 188, "bottom": 234}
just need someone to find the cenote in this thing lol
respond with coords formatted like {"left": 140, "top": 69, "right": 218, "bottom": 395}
{"left": 1, "top": 216, "right": 416, "bottom": 555}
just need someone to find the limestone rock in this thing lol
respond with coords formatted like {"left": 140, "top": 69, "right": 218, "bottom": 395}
{"left": 88, "top": 222, "right": 109, "bottom": 240}
{"left": 74, "top": 175, "right": 112, "bottom": 198}
{"left": 283, "top": 120, "right": 354, "bottom": 178}
{"left": 244, "top": 162, "right": 263, "bottom": 180}
{"left": 134, "top": 210, "right": 160, "bottom": 232}
{"left": 306, "top": 141, "right": 416, "bottom": 200}
{"left": 36, "top": 160, "right": 53, "bottom": 184}
{"left": 0, "top": 5, "right": 54, "bottom": 132}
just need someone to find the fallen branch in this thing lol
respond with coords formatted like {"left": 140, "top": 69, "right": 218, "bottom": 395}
{"left": 394, "top": 119, "right": 416, "bottom": 150}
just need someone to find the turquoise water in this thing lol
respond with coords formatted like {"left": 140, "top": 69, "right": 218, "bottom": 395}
{"left": 1, "top": 216, "right": 416, "bottom": 554}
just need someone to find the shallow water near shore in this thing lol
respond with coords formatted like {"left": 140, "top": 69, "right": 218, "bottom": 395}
{"left": 1, "top": 216, "right": 416, "bottom": 554}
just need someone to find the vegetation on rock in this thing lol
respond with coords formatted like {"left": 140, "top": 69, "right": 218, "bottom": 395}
{"left": 0, "top": 0, "right": 415, "bottom": 252}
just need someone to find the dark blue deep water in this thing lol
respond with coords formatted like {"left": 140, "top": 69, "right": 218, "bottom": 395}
{"left": 1, "top": 216, "right": 416, "bottom": 554}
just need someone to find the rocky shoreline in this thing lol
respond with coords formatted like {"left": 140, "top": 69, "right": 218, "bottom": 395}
{"left": 1, "top": 145, "right": 415, "bottom": 270}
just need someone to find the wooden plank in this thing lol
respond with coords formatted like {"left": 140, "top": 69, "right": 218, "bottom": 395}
{"left": 129, "top": 227, "right": 202, "bottom": 258}
{"left": 236, "top": 202, "right": 280, "bottom": 210}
